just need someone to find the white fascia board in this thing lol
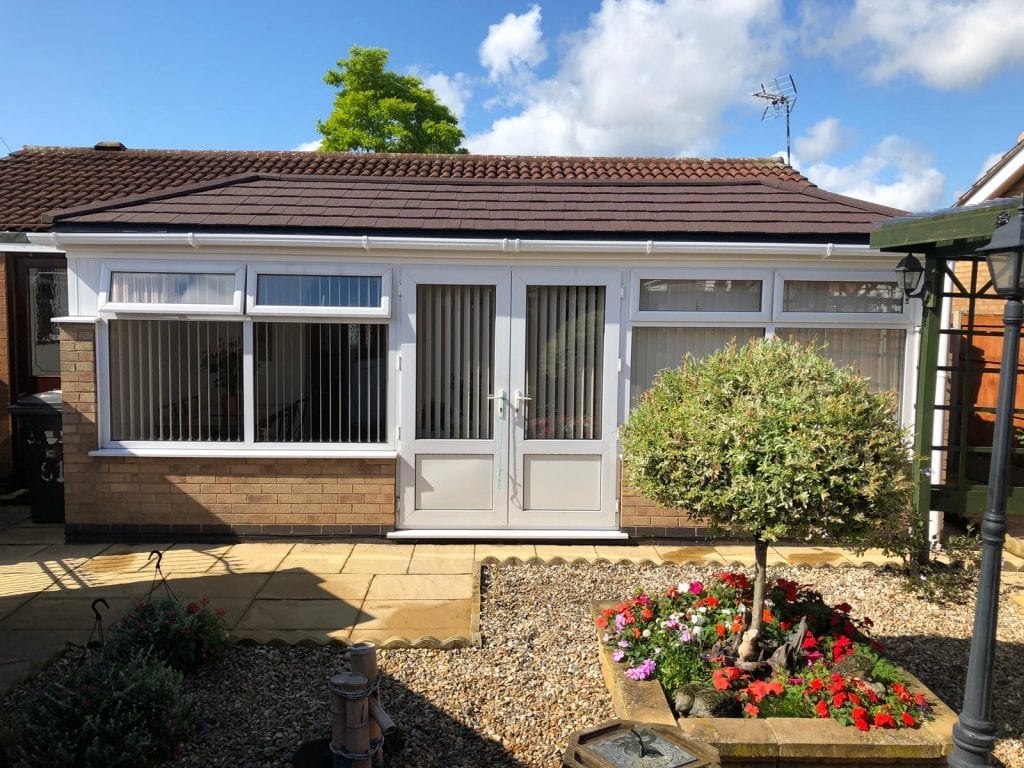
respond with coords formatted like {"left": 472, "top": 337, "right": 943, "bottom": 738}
{"left": 960, "top": 147, "right": 1024, "bottom": 206}
{"left": 2, "top": 234, "right": 63, "bottom": 253}
{"left": 40, "top": 230, "right": 884, "bottom": 260}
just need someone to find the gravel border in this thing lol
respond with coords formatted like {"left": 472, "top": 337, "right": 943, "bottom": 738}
{"left": 3, "top": 562, "right": 1023, "bottom": 767}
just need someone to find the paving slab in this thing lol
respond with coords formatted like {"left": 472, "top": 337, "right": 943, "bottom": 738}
{"left": 30, "top": 543, "right": 112, "bottom": 569}
{"left": 165, "top": 572, "right": 272, "bottom": 600}
{"left": 0, "top": 543, "right": 51, "bottom": 566}
{"left": 342, "top": 544, "right": 412, "bottom": 574}
{"left": 0, "top": 596, "right": 32, "bottom": 621}
{"left": 366, "top": 573, "right": 474, "bottom": 601}
{"left": 0, "top": 507, "right": 30, "bottom": 530}
{"left": 655, "top": 545, "right": 718, "bottom": 563}
{"left": 772, "top": 546, "right": 850, "bottom": 567}
{"left": 258, "top": 573, "right": 372, "bottom": 601}
{"left": 0, "top": 525, "right": 65, "bottom": 545}
{"left": 844, "top": 548, "right": 903, "bottom": 567}
{"left": 0, "top": 596, "right": 136, "bottom": 630}
{"left": 710, "top": 545, "right": 765, "bottom": 566}
{"left": 407, "top": 544, "right": 475, "bottom": 574}
{"left": 42, "top": 571, "right": 153, "bottom": 596}
{"left": 235, "top": 598, "right": 362, "bottom": 632}
{"left": 278, "top": 543, "right": 355, "bottom": 573}
{"left": 212, "top": 543, "right": 295, "bottom": 574}
{"left": 593, "top": 545, "right": 662, "bottom": 563}
{"left": 353, "top": 598, "right": 472, "bottom": 635}
{"left": 78, "top": 545, "right": 172, "bottom": 575}
{"left": 155, "top": 544, "right": 233, "bottom": 573}
{"left": 0, "top": 566, "right": 70, "bottom": 598}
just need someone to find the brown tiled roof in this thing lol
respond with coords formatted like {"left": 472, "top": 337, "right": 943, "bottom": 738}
{"left": 1, "top": 145, "right": 813, "bottom": 233}
{"left": 49, "top": 173, "right": 902, "bottom": 239}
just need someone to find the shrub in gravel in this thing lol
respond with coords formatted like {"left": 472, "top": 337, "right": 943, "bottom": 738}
{"left": 621, "top": 339, "right": 914, "bottom": 660}
{"left": 15, "top": 647, "right": 197, "bottom": 768}
{"left": 105, "top": 595, "right": 230, "bottom": 673}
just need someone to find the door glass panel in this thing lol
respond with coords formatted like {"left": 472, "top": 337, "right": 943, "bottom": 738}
{"left": 416, "top": 284, "right": 496, "bottom": 439}
{"left": 29, "top": 267, "right": 68, "bottom": 376}
{"left": 525, "top": 285, "right": 605, "bottom": 440}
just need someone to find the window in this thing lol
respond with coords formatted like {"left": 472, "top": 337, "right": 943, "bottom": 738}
{"left": 778, "top": 328, "right": 906, "bottom": 394}
{"left": 29, "top": 267, "right": 68, "bottom": 376}
{"left": 100, "top": 261, "right": 391, "bottom": 450}
{"left": 630, "top": 327, "right": 764, "bottom": 402}
{"left": 109, "top": 319, "right": 242, "bottom": 442}
{"left": 639, "top": 278, "right": 761, "bottom": 312}
{"left": 254, "top": 322, "right": 386, "bottom": 443}
{"left": 780, "top": 280, "right": 903, "bottom": 314}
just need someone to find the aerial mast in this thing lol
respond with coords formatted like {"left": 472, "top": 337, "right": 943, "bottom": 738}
{"left": 752, "top": 75, "right": 797, "bottom": 165}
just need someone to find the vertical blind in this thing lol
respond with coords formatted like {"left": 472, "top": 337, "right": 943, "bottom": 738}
{"left": 779, "top": 328, "right": 906, "bottom": 393}
{"left": 110, "top": 272, "right": 236, "bottom": 305}
{"left": 630, "top": 327, "right": 765, "bottom": 404}
{"left": 109, "top": 319, "right": 243, "bottom": 441}
{"left": 254, "top": 322, "right": 386, "bottom": 443}
{"left": 525, "top": 285, "right": 604, "bottom": 440}
{"left": 416, "top": 285, "right": 496, "bottom": 440}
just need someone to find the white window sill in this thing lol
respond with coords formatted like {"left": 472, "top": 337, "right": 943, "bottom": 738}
{"left": 89, "top": 447, "right": 398, "bottom": 459}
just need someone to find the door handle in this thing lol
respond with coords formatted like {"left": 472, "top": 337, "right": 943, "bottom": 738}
{"left": 487, "top": 389, "right": 506, "bottom": 419}
{"left": 513, "top": 388, "right": 532, "bottom": 415}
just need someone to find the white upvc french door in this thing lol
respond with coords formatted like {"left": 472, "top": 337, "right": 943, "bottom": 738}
{"left": 398, "top": 265, "right": 620, "bottom": 531}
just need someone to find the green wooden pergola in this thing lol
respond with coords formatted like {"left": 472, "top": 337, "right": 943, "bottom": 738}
{"left": 871, "top": 196, "right": 1024, "bottom": 528}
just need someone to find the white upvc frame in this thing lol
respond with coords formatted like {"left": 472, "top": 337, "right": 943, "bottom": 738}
{"left": 245, "top": 262, "right": 392, "bottom": 319}
{"left": 772, "top": 268, "right": 912, "bottom": 325}
{"left": 628, "top": 267, "right": 773, "bottom": 324}
{"left": 98, "top": 259, "right": 246, "bottom": 315}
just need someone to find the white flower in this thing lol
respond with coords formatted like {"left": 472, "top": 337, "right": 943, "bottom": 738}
{"left": 698, "top": 606, "right": 707, "bottom": 613}
{"left": 677, "top": 582, "right": 690, "bottom": 594}
{"left": 642, "top": 629, "right": 651, "bottom": 638}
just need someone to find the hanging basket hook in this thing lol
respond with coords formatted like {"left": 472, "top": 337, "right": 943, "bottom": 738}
{"left": 148, "top": 550, "right": 163, "bottom": 571}
{"left": 91, "top": 598, "right": 109, "bottom": 623}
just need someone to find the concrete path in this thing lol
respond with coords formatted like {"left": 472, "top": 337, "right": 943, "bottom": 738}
{"left": 3, "top": 504, "right": 1024, "bottom": 698}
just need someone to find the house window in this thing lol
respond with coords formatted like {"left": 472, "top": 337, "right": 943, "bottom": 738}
{"left": 110, "top": 272, "right": 237, "bottom": 305}
{"left": 782, "top": 280, "right": 903, "bottom": 314}
{"left": 256, "top": 274, "right": 382, "bottom": 308}
{"left": 630, "top": 327, "right": 764, "bottom": 402}
{"left": 639, "top": 279, "right": 761, "bottom": 312}
{"left": 777, "top": 328, "right": 906, "bottom": 394}
{"left": 29, "top": 267, "right": 68, "bottom": 376}
{"left": 254, "top": 322, "right": 387, "bottom": 443}
{"left": 108, "top": 319, "right": 243, "bottom": 441}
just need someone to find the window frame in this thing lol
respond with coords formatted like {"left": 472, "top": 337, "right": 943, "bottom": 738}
{"left": 629, "top": 268, "right": 773, "bottom": 324}
{"left": 93, "top": 259, "right": 396, "bottom": 456}
{"left": 98, "top": 260, "right": 246, "bottom": 315}
{"left": 245, "top": 262, "right": 391, "bottom": 319}
{"left": 772, "top": 269, "right": 911, "bottom": 324}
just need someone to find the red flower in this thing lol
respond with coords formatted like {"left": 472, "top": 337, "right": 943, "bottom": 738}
{"left": 851, "top": 707, "right": 868, "bottom": 721}
{"left": 802, "top": 632, "right": 817, "bottom": 650}
{"left": 595, "top": 616, "right": 608, "bottom": 628}
{"left": 700, "top": 596, "right": 720, "bottom": 609}
{"left": 666, "top": 585, "right": 679, "bottom": 599}
{"left": 731, "top": 620, "right": 742, "bottom": 634}
{"left": 779, "top": 620, "right": 792, "bottom": 631}
{"left": 871, "top": 640, "right": 886, "bottom": 653}
{"left": 874, "top": 712, "right": 897, "bottom": 728}
{"left": 767, "top": 680, "right": 784, "bottom": 696}
{"left": 744, "top": 702, "right": 760, "bottom": 717}
{"left": 186, "top": 601, "right": 200, "bottom": 614}
{"left": 808, "top": 678, "right": 824, "bottom": 692}
{"left": 762, "top": 609, "right": 774, "bottom": 623}
{"left": 815, "top": 700, "right": 830, "bottom": 718}
{"left": 715, "top": 624, "right": 727, "bottom": 637}
{"left": 641, "top": 608, "right": 654, "bottom": 621}
{"left": 832, "top": 692, "right": 847, "bottom": 708}
{"left": 901, "top": 712, "right": 917, "bottom": 727}
{"left": 854, "top": 716, "right": 870, "bottom": 731}
{"left": 834, "top": 602, "right": 852, "bottom": 614}
{"left": 632, "top": 628, "right": 641, "bottom": 639}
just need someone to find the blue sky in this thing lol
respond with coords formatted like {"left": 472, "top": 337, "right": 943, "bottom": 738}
{"left": 2, "top": 0, "right": 1023, "bottom": 212}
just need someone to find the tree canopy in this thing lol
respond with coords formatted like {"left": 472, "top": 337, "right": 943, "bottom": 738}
{"left": 620, "top": 339, "right": 913, "bottom": 659}
{"left": 316, "top": 46, "right": 465, "bottom": 154}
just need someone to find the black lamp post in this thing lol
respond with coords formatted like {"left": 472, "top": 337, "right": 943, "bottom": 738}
{"left": 949, "top": 194, "right": 1024, "bottom": 768}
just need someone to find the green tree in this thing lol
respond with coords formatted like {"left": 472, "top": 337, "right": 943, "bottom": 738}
{"left": 620, "top": 339, "right": 913, "bottom": 661}
{"left": 317, "top": 46, "right": 465, "bottom": 153}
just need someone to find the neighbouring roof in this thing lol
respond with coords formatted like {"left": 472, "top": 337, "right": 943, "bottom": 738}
{"left": 2, "top": 145, "right": 811, "bottom": 233}
{"left": 957, "top": 131, "right": 1024, "bottom": 206}
{"left": 47, "top": 172, "right": 903, "bottom": 239}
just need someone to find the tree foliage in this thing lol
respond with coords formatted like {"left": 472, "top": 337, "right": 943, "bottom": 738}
{"left": 316, "top": 46, "right": 465, "bottom": 154}
{"left": 620, "top": 339, "right": 914, "bottom": 659}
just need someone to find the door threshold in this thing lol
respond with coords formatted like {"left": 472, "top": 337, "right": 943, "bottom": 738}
{"left": 387, "top": 529, "right": 629, "bottom": 541}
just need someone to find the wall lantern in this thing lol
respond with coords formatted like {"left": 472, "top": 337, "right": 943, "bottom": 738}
{"left": 980, "top": 198, "right": 1024, "bottom": 297}
{"left": 894, "top": 253, "right": 926, "bottom": 299}
{"left": 949, "top": 195, "right": 1024, "bottom": 768}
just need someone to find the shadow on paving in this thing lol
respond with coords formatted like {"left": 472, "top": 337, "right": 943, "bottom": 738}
{"left": 177, "top": 645, "right": 528, "bottom": 768}
{"left": 878, "top": 633, "right": 1023, "bottom": 768}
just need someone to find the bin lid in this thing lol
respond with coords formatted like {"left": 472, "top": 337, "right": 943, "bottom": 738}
{"left": 11, "top": 389, "right": 62, "bottom": 415}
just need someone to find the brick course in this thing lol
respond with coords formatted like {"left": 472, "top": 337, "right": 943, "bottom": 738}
{"left": 60, "top": 323, "right": 397, "bottom": 540}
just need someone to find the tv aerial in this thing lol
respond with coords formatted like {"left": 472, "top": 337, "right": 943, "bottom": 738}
{"left": 752, "top": 75, "right": 797, "bottom": 165}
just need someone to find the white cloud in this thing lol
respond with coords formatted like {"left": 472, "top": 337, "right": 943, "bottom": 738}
{"left": 801, "top": 0, "right": 1024, "bottom": 89}
{"left": 479, "top": 5, "right": 547, "bottom": 82}
{"left": 422, "top": 72, "right": 472, "bottom": 121}
{"left": 292, "top": 140, "right": 322, "bottom": 151}
{"left": 802, "top": 135, "right": 946, "bottom": 212}
{"left": 468, "top": 0, "right": 788, "bottom": 157}
{"left": 977, "top": 151, "right": 1006, "bottom": 178}
{"left": 794, "top": 117, "right": 854, "bottom": 164}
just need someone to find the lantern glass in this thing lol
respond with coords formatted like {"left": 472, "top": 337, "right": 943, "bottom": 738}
{"left": 895, "top": 254, "right": 924, "bottom": 298}
{"left": 986, "top": 250, "right": 1024, "bottom": 297}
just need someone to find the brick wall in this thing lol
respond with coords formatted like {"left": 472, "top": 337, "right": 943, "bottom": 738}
{"left": 0, "top": 254, "right": 11, "bottom": 476}
{"left": 60, "top": 322, "right": 397, "bottom": 541}
{"left": 618, "top": 462, "right": 712, "bottom": 539}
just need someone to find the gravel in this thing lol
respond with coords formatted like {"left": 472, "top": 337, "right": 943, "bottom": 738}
{"left": 4, "top": 561, "right": 1024, "bottom": 767}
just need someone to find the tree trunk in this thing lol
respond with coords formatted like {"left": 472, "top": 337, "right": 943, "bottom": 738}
{"left": 737, "top": 536, "right": 769, "bottom": 663}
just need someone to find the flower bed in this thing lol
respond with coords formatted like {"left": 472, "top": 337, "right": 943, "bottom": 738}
{"left": 597, "top": 572, "right": 953, "bottom": 737}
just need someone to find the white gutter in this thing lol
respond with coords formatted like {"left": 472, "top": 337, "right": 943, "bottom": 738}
{"left": 0, "top": 239, "right": 63, "bottom": 253}
{"left": 28, "top": 231, "right": 885, "bottom": 259}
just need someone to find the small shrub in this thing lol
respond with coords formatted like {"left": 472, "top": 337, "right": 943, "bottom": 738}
{"left": 106, "top": 596, "right": 230, "bottom": 673}
{"left": 16, "top": 648, "right": 197, "bottom": 768}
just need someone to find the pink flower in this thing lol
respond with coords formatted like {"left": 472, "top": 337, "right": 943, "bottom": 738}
{"left": 689, "top": 581, "right": 704, "bottom": 595}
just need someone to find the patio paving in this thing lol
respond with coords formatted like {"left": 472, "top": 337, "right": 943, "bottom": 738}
{"left": 2, "top": 503, "right": 1024, "bottom": 698}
